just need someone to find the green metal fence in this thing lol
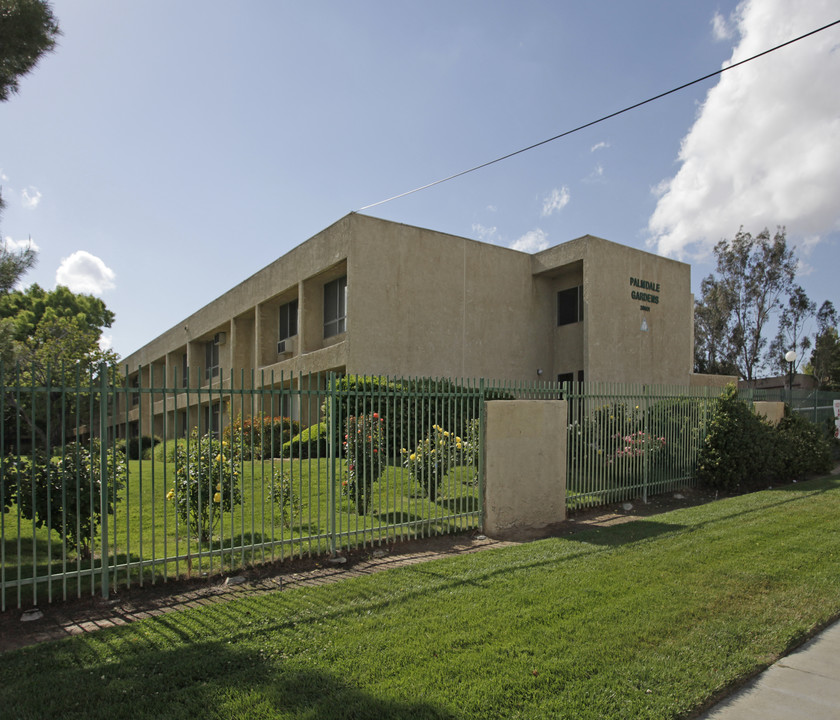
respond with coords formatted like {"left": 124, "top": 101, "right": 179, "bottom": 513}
{"left": 1, "top": 366, "right": 487, "bottom": 610}
{"left": 563, "top": 382, "right": 726, "bottom": 509}
{"left": 747, "top": 387, "right": 840, "bottom": 427}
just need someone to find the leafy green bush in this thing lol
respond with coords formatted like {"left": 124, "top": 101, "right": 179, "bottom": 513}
{"left": 282, "top": 422, "right": 328, "bottom": 459}
{"left": 771, "top": 411, "right": 833, "bottom": 481}
{"left": 169, "top": 430, "right": 242, "bottom": 542}
{"left": 343, "top": 413, "right": 385, "bottom": 513}
{"left": 697, "top": 385, "right": 774, "bottom": 492}
{"left": 0, "top": 441, "right": 126, "bottom": 558}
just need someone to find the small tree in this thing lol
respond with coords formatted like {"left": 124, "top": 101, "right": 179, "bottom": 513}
{"left": 0, "top": 440, "right": 126, "bottom": 558}
{"left": 0, "top": 0, "right": 61, "bottom": 102}
{"left": 170, "top": 430, "right": 242, "bottom": 542}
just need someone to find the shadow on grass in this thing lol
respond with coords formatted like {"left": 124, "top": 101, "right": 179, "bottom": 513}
{"left": 0, "top": 638, "right": 454, "bottom": 720}
{"left": 566, "top": 519, "right": 689, "bottom": 546}
{"left": 437, "top": 496, "right": 480, "bottom": 514}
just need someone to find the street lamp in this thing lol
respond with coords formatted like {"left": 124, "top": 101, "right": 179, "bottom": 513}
{"left": 785, "top": 349, "right": 797, "bottom": 408}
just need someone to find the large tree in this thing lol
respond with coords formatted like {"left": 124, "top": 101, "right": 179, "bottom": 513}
{"left": 0, "top": 0, "right": 60, "bottom": 101}
{"left": 807, "top": 301, "right": 840, "bottom": 390}
{"left": 693, "top": 275, "right": 738, "bottom": 376}
{"left": 0, "top": 283, "right": 118, "bottom": 450}
{"left": 767, "top": 285, "right": 816, "bottom": 375}
{"left": 695, "top": 227, "right": 797, "bottom": 382}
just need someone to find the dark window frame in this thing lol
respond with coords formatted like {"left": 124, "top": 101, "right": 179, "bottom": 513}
{"left": 279, "top": 298, "right": 299, "bottom": 342}
{"left": 324, "top": 276, "right": 347, "bottom": 338}
{"left": 557, "top": 286, "right": 583, "bottom": 326}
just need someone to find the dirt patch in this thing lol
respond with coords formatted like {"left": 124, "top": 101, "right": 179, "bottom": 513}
{"left": 0, "top": 485, "right": 719, "bottom": 654}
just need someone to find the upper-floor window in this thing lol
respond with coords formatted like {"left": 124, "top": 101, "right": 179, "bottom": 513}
{"left": 557, "top": 286, "right": 583, "bottom": 326}
{"left": 279, "top": 299, "right": 299, "bottom": 342}
{"left": 324, "top": 276, "right": 347, "bottom": 338}
{"left": 205, "top": 333, "right": 222, "bottom": 379}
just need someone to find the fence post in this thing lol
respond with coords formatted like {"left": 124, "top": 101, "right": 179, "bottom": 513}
{"left": 328, "top": 372, "right": 337, "bottom": 558}
{"left": 478, "top": 378, "right": 486, "bottom": 530}
{"left": 99, "top": 363, "right": 109, "bottom": 600}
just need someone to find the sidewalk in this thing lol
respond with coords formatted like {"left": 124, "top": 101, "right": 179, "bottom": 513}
{"left": 698, "top": 618, "right": 840, "bottom": 719}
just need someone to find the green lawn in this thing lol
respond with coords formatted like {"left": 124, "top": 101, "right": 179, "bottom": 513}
{"left": 1, "top": 475, "right": 839, "bottom": 719}
{"left": 2, "top": 458, "right": 480, "bottom": 607}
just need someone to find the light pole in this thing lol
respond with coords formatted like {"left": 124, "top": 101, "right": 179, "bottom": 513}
{"left": 785, "top": 349, "right": 797, "bottom": 408}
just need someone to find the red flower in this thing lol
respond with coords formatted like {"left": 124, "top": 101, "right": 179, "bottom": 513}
{"left": 372, "top": 412, "right": 379, "bottom": 419}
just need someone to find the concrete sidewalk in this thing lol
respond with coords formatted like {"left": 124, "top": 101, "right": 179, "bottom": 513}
{"left": 699, "top": 618, "right": 840, "bottom": 719}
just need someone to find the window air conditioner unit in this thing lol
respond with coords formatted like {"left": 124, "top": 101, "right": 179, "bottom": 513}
{"left": 277, "top": 337, "right": 296, "bottom": 355}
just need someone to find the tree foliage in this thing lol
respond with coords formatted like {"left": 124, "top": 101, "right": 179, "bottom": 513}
{"left": 694, "top": 227, "right": 797, "bottom": 381}
{"left": 807, "top": 301, "right": 840, "bottom": 390}
{"left": 0, "top": 0, "right": 60, "bottom": 101}
{"left": 767, "top": 285, "right": 816, "bottom": 374}
{"left": 0, "top": 283, "right": 118, "bottom": 450}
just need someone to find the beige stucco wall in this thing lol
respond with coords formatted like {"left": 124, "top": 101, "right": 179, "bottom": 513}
{"left": 690, "top": 373, "right": 739, "bottom": 389}
{"left": 483, "top": 400, "right": 567, "bottom": 538}
{"left": 534, "top": 236, "right": 694, "bottom": 385}
{"left": 345, "top": 216, "right": 552, "bottom": 381}
{"left": 753, "top": 401, "right": 785, "bottom": 426}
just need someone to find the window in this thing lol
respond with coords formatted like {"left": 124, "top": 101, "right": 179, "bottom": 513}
{"left": 205, "top": 335, "right": 221, "bottom": 379}
{"left": 324, "top": 276, "right": 347, "bottom": 338}
{"left": 278, "top": 299, "right": 298, "bottom": 342}
{"left": 130, "top": 375, "right": 139, "bottom": 406}
{"left": 557, "top": 286, "right": 583, "bottom": 326}
{"left": 181, "top": 353, "right": 188, "bottom": 387}
{"left": 204, "top": 403, "right": 220, "bottom": 439}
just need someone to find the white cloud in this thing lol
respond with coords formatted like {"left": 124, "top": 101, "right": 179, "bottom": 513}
{"left": 510, "top": 228, "right": 549, "bottom": 253}
{"left": 3, "top": 235, "right": 40, "bottom": 252}
{"left": 542, "top": 186, "right": 570, "bottom": 216}
{"left": 590, "top": 141, "right": 610, "bottom": 152}
{"left": 472, "top": 223, "right": 498, "bottom": 242}
{"left": 711, "top": 11, "right": 734, "bottom": 41}
{"left": 585, "top": 164, "right": 605, "bottom": 183}
{"left": 55, "top": 251, "right": 116, "bottom": 295}
{"left": 21, "top": 187, "right": 42, "bottom": 209}
{"left": 99, "top": 333, "right": 113, "bottom": 352}
{"left": 649, "top": 0, "right": 840, "bottom": 259}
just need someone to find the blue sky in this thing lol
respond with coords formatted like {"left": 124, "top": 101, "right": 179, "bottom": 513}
{"left": 1, "top": 0, "right": 838, "bottom": 363}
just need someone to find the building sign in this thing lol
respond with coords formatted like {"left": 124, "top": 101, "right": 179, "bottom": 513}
{"left": 630, "top": 276, "right": 660, "bottom": 312}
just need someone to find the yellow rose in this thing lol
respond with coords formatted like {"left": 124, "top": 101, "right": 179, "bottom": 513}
{"left": 443, "top": 431, "right": 450, "bottom": 437}
{"left": 166, "top": 490, "right": 174, "bottom": 500}
{"left": 213, "top": 492, "right": 221, "bottom": 503}
{"left": 409, "top": 453, "right": 416, "bottom": 461}
{"left": 215, "top": 454, "right": 222, "bottom": 463}
{"left": 216, "top": 483, "right": 221, "bottom": 491}
{"left": 455, "top": 437, "right": 462, "bottom": 443}
{"left": 456, "top": 443, "right": 462, "bottom": 450}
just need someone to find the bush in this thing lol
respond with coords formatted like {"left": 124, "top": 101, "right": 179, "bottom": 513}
{"left": 169, "top": 430, "right": 242, "bottom": 542}
{"left": 343, "top": 413, "right": 385, "bottom": 513}
{"left": 401, "top": 424, "right": 471, "bottom": 501}
{"left": 282, "top": 422, "right": 328, "bottom": 459}
{"left": 697, "top": 385, "right": 774, "bottom": 492}
{"left": 771, "top": 411, "right": 833, "bottom": 481}
{"left": 224, "top": 414, "right": 300, "bottom": 460}
{"left": 126, "top": 434, "right": 160, "bottom": 460}
{"left": 0, "top": 441, "right": 126, "bottom": 558}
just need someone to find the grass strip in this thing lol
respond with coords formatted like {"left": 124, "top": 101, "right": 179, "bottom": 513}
{"left": 1, "top": 476, "right": 839, "bottom": 719}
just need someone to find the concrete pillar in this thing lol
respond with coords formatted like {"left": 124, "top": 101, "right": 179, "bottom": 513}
{"left": 483, "top": 400, "right": 567, "bottom": 539}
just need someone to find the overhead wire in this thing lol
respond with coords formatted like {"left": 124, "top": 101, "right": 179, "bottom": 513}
{"left": 359, "top": 18, "right": 840, "bottom": 211}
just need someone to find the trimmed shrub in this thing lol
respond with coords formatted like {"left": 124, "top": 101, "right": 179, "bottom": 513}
{"left": 283, "top": 422, "right": 328, "bottom": 459}
{"left": 154, "top": 438, "right": 186, "bottom": 464}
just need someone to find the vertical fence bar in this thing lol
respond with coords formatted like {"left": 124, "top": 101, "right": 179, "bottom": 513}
{"left": 328, "top": 372, "right": 337, "bottom": 557}
{"left": 99, "top": 364, "right": 109, "bottom": 600}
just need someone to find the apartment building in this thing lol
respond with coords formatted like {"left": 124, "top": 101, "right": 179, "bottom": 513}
{"left": 121, "top": 213, "right": 698, "bottom": 437}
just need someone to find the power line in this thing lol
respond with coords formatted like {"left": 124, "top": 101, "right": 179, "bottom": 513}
{"left": 360, "top": 18, "right": 840, "bottom": 212}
